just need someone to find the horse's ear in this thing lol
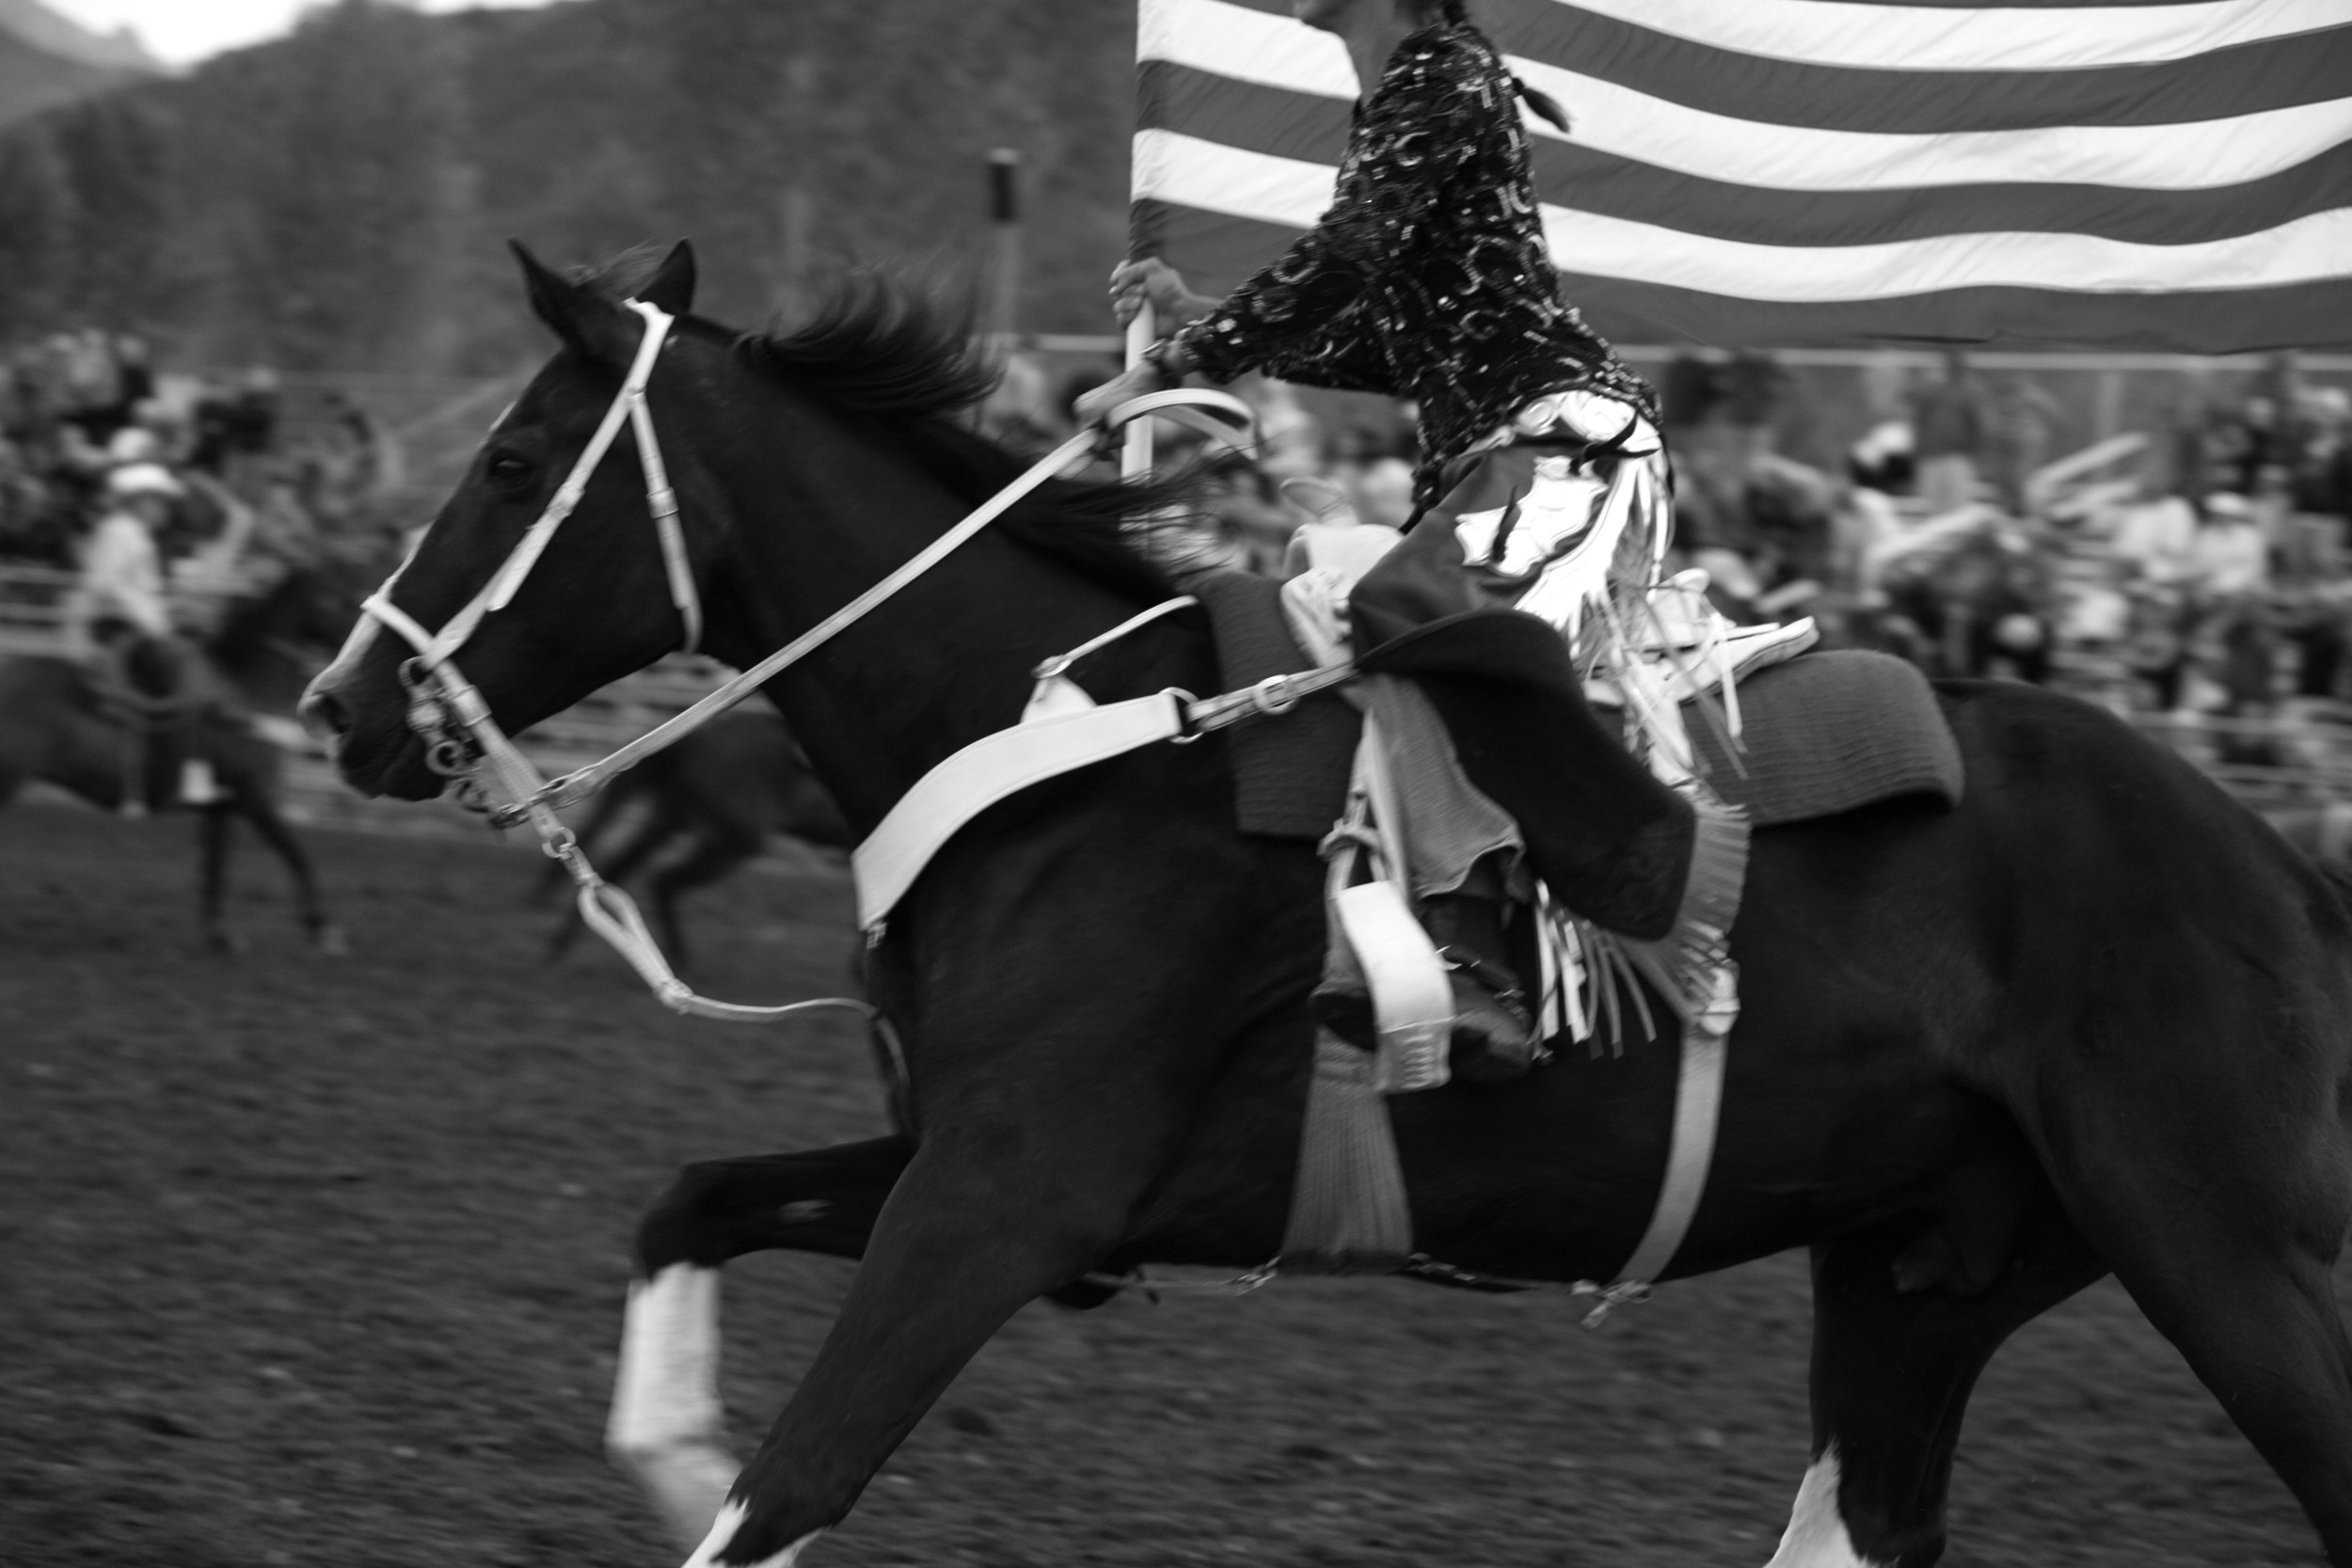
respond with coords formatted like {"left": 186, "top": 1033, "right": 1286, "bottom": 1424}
{"left": 510, "top": 238, "right": 640, "bottom": 365}
{"left": 639, "top": 241, "right": 697, "bottom": 316}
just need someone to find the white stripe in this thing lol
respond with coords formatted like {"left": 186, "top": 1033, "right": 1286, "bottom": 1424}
{"left": 1133, "top": 129, "right": 1337, "bottom": 219}
{"left": 1134, "top": 133, "right": 2352, "bottom": 297}
{"left": 1139, "top": 0, "right": 1355, "bottom": 98}
{"left": 1554, "top": 0, "right": 2352, "bottom": 74}
{"left": 1141, "top": 0, "right": 2352, "bottom": 92}
{"left": 1140, "top": 6, "right": 2352, "bottom": 194}
{"left": 1511, "top": 58, "right": 2352, "bottom": 194}
{"left": 1551, "top": 198, "right": 2352, "bottom": 299}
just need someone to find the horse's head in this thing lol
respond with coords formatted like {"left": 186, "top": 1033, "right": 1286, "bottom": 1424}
{"left": 300, "top": 241, "right": 719, "bottom": 799}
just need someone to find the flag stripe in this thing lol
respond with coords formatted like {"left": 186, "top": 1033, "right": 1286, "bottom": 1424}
{"left": 1509, "top": 0, "right": 2352, "bottom": 73}
{"left": 1135, "top": 198, "right": 2352, "bottom": 350}
{"left": 1146, "top": 1, "right": 2352, "bottom": 191}
{"left": 1486, "top": 3, "right": 2352, "bottom": 132}
{"left": 1207, "top": 0, "right": 2352, "bottom": 64}
{"left": 1136, "top": 0, "right": 2352, "bottom": 348}
{"left": 1142, "top": 63, "right": 2352, "bottom": 246}
{"left": 1136, "top": 130, "right": 2352, "bottom": 298}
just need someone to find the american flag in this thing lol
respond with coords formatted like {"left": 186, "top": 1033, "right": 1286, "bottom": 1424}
{"left": 1132, "top": 0, "right": 2352, "bottom": 350}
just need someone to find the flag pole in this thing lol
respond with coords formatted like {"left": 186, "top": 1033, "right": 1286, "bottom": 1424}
{"left": 1122, "top": 300, "right": 1156, "bottom": 479}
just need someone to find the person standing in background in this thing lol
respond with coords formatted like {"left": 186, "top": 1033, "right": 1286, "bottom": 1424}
{"left": 1911, "top": 350, "right": 1988, "bottom": 515}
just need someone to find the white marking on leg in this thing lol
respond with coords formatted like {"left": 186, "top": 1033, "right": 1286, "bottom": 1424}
{"left": 1764, "top": 1448, "right": 1887, "bottom": 1568}
{"left": 609, "top": 1266, "right": 740, "bottom": 1553}
{"left": 683, "top": 1499, "right": 823, "bottom": 1568}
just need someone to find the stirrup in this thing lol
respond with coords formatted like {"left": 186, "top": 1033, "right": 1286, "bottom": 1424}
{"left": 1437, "top": 947, "right": 1539, "bottom": 1086}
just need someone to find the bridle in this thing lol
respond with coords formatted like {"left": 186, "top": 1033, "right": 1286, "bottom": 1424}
{"left": 352, "top": 296, "right": 1253, "bottom": 1022}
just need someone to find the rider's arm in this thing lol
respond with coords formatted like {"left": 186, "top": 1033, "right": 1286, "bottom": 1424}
{"left": 1164, "top": 36, "right": 1487, "bottom": 388}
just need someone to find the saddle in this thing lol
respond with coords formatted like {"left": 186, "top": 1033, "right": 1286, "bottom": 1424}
{"left": 1190, "top": 567, "right": 1963, "bottom": 848}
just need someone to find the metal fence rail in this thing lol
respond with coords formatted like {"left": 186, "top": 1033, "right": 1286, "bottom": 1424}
{"left": 5, "top": 557, "right": 2348, "bottom": 836}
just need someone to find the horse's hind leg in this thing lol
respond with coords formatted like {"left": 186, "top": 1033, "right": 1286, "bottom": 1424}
{"left": 647, "top": 826, "right": 763, "bottom": 975}
{"left": 610, "top": 1137, "right": 912, "bottom": 1551}
{"left": 198, "top": 804, "right": 242, "bottom": 954}
{"left": 2048, "top": 1082, "right": 2352, "bottom": 1563}
{"left": 238, "top": 788, "right": 344, "bottom": 954}
{"left": 1771, "top": 1190, "right": 2105, "bottom": 1568}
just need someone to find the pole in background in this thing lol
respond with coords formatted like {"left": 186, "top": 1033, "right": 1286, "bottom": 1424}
{"left": 988, "top": 149, "right": 1024, "bottom": 355}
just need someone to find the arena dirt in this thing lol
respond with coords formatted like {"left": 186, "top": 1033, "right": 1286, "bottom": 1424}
{"left": 0, "top": 803, "right": 2333, "bottom": 1566}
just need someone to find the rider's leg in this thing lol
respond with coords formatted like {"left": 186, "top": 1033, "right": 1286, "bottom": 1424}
{"left": 1311, "top": 676, "right": 1536, "bottom": 1080}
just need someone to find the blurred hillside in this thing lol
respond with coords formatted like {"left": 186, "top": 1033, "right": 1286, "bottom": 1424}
{"left": 0, "top": 0, "right": 1135, "bottom": 372}
{"left": 0, "top": 0, "right": 157, "bottom": 129}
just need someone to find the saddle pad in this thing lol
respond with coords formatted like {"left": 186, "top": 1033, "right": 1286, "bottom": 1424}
{"left": 1689, "top": 650, "right": 1963, "bottom": 827}
{"left": 1188, "top": 571, "right": 1362, "bottom": 840}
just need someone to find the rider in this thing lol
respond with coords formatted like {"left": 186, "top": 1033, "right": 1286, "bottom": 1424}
{"left": 64, "top": 461, "right": 215, "bottom": 811}
{"left": 66, "top": 461, "right": 180, "bottom": 678}
{"left": 1082, "top": 0, "right": 1737, "bottom": 1083}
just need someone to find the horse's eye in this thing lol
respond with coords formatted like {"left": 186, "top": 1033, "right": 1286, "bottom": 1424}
{"left": 485, "top": 451, "right": 534, "bottom": 485}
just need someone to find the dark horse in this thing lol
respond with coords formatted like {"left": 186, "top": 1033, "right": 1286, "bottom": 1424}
{"left": 301, "top": 245, "right": 2352, "bottom": 1568}
{"left": 0, "top": 655, "right": 342, "bottom": 951}
{"left": 534, "top": 708, "right": 851, "bottom": 970}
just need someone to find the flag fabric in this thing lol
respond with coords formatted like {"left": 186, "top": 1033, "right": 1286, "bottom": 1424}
{"left": 1131, "top": 0, "right": 2352, "bottom": 351}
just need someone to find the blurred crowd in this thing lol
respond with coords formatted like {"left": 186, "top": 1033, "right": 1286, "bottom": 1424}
{"left": 983, "top": 344, "right": 2352, "bottom": 736}
{"left": 0, "top": 327, "right": 399, "bottom": 587}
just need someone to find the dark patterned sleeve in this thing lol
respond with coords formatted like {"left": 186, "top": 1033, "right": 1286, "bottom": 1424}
{"left": 1169, "top": 40, "right": 1490, "bottom": 389}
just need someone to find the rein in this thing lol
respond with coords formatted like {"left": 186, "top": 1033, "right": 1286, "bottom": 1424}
{"left": 354, "top": 296, "right": 1255, "bottom": 1024}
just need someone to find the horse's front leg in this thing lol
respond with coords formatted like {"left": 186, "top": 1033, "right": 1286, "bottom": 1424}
{"left": 690, "top": 1048, "right": 1210, "bottom": 1567}
{"left": 612, "top": 1137, "right": 914, "bottom": 1550}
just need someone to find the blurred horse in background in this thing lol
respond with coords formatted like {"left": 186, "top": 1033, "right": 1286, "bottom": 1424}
{"left": 536, "top": 708, "right": 850, "bottom": 972}
{"left": 0, "top": 653, "right": 342, "bottom": 951}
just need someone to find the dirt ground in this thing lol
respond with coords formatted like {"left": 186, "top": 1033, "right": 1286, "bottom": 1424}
{"left": 0, "top": 800, "right": 2341, "bottom": 1566}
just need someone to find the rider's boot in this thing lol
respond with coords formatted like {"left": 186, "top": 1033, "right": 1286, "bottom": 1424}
{"left": 1423, "top": 873, "right": 1537, "bottom": 1086}
{"left": 1312, "top": 858, "right": 1536, "bottom": 1085}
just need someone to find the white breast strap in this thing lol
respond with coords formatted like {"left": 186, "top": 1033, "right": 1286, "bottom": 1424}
{"left": 852, "top": 692, "right": 1188, "bottom": 932}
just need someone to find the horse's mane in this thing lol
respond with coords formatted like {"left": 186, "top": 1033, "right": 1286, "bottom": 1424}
{"left": 739, "top": 279, "right": 1187, "bottom": 605}
{"left": 573, "top": 256, "right": 1184, "bottom": 606}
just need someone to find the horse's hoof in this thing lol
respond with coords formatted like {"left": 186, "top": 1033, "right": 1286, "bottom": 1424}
{"left": 312, "top": 924, "right": 351, "bottom": 958}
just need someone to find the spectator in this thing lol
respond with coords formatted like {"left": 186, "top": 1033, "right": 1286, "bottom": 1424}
{"left": 2191, "top": 491, "right": 2268, "bottom": 599}
{"left": 2291, "top": 387, "right": 2352, "bottom": 564}
{"left": 1911, "top": 350, "right": 1990, "bottom": 515}
{"left": 1986, "top": 372, "right": 2064, "bottom": 512}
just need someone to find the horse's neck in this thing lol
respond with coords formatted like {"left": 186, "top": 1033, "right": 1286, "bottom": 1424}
{"left": 711, "top": 466, "right": 1187, "bottom": 832}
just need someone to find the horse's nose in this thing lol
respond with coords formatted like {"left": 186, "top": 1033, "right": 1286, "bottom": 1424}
{"left": 298, "top": 682, "right": 352, "bottom": 743}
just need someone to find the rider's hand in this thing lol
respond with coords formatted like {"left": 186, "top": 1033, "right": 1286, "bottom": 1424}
{"left": 1108, "top": 259, "right": 1216, "bottom": 331}
{"left": 1073, "top": 362, "right": 1168, "bottom": 433}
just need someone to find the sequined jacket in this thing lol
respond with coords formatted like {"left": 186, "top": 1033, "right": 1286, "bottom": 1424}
{"left": 1170, "top": 22, "right": 1658, "bottom": 507}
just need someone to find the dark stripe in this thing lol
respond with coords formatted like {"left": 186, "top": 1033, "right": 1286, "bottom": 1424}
{"left": 1827, "top": 1, "right": 2236, "bottom": 8}
{"left": 1142, "top": 64, "right": 2352, "bottom": 246}
{"left": 1480, "top": 1, "right": 2352, "bottom": 133}
{"left": 1212, "top": 0, "right": 2270, "bottom": 14}
{"left": 1157, "top": 2, "right": 2352, "bottom": 133}
{"left": 1135, "top": 199, "right": 2352, "bottom": 351}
